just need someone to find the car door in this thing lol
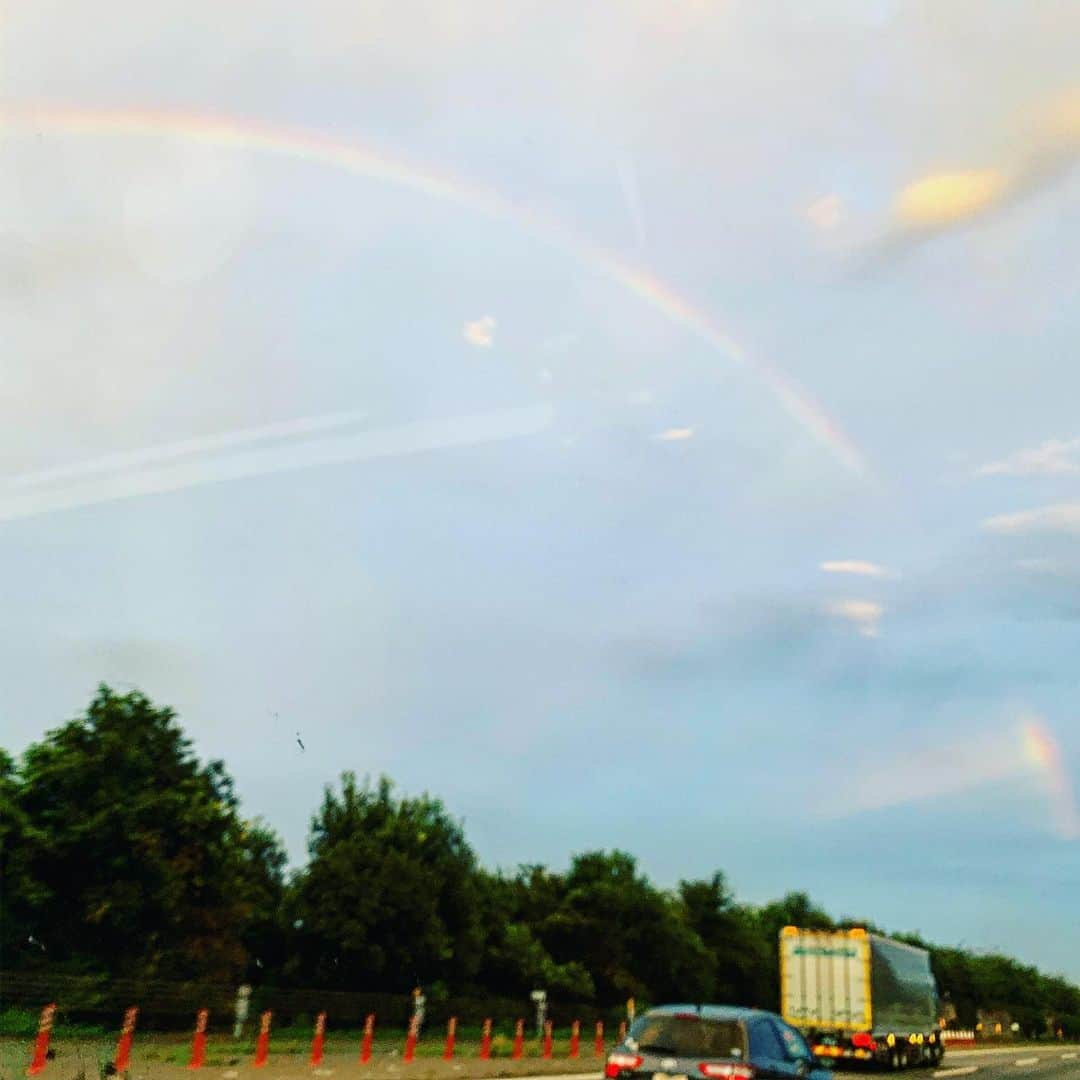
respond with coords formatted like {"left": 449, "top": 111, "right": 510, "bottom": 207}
{"left": 747, "top": 1019, "right": 796, "bottom": 1079}
{"left": 773, "top": 1020, "right": 831, "bottom": 1080}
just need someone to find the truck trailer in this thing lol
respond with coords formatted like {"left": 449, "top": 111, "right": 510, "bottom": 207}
{"left": 779, "top": 926, "right": 943, "bottom": 1069}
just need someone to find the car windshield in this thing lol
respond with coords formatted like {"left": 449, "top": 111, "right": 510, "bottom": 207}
{"left": 631, "top": 1014, "right": 747, "bottom": 1059}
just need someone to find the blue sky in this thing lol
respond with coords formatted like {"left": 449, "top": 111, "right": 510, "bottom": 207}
{"left": 2, "top": 2, "right": 1079, "bottom": 980}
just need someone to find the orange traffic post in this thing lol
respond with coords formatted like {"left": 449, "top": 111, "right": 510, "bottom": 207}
{"left": 359, "top": 1014, "right": 375, "bottom": 1064}
{"left": 114, "top": 1007, "right": 139, "bottom": 1074}
{"left": 569, "top": 1020, "right": 580, "bottom": 1059}
{"left": 618, "top": 1022, "right": 627, "bottom": 1043}
{"left": 310, "top": 1013, "right": 326, "bottom": 1068}
{"left": 187, "top": 1009, "right": 209, "bottom": 1071}
{"left": 442, "top": 1018, "right": 457, "bottom": 1061}
{"left": 27, "top": 1003, "right": 57, "bottom": 1076}
{"left": 253, "top": 1011, "right": 272, "bottom": 1068}
{"left": 511, "top": 1019, "right": 524, "bottom": 1060}
{"left": 542, "top": 1020, "right": 553, "bottom": 1059}
{"left": 478, "top": 1019, "right": 492, "bottom": 1060}
{"left": 594, "top": 1021, "right": 605, "bottom": 1057}
{"left": 403, "top": 1015, "right": 420, "bottom": 1063}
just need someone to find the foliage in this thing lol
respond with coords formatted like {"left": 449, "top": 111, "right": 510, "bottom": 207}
{"left": 284, "top": 772, "right": 484, "bottom": 992}
{"left": 3, "top": 685, "right": 1079, "bottom": 1037}
{"left": 5, "top": 685, "right": 286, "bottom": 981}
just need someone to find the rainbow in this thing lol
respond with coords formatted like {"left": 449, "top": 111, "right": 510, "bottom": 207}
{"left": 0, "top": 104, "right": 867, "bottom": 478}
{"left": 1021, "top": 718, "right": 1080, "bottom": 840}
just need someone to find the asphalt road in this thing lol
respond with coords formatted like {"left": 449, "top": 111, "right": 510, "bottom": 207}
{"left": 929, "top": 1047, "right": 1080, "bottom": 1080}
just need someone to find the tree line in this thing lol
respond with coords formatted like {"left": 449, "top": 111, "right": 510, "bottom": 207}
{"left": 2, "top": 686, "right": 1078, "bottom": 1036}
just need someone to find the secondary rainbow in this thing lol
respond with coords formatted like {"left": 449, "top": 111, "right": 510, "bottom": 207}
{"left": 0, "top": 103, "right": 867, "bottom": 477}
{"left": 1021, "top": 718, "right": 1080, "bottom": 840}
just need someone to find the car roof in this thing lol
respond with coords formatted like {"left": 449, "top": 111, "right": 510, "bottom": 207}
{"left": 641, "top": 1004, "right": 775, "bottom": 1022}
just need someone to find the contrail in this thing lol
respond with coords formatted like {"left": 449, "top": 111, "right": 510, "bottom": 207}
{"left": 0, "top": 104, "right": 867, "bottom": 475}
{"left": 616, "top": 157, "right": 649, "bottom": 255}
{"left": 0, "top": 404, "right": 554, "bottom": 524}
{"left": 9, "top": 407, "right": 371, "bottom": 488}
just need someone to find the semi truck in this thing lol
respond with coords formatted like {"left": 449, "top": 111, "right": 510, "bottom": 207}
{"left": 779, "top": 926, "right": 943, "bottom": 1070}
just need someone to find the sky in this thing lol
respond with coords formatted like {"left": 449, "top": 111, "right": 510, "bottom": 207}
{"left": 2, "top": 1, "right": 1080, "bottom": 980}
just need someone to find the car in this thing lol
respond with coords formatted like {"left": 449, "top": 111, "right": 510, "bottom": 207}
{"left": 605, "top": 1005, "right": 837, "bottom": 1080}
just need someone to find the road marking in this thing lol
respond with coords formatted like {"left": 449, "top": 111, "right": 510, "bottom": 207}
{"left": 1014, "top": 1058, "right": 1039, "bottom": 1067}
{"left": 934, "top": 1068, "right": 979, "bottom": 1077}
{"left": 1063, "top": 1054, "right": 1078, "bottom": 1061}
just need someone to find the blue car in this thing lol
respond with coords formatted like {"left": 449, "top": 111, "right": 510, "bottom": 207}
{"left": 605, "top": 1005, "right": 836, "bottom": 1080}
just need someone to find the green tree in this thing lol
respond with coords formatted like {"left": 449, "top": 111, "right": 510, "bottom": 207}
{"left": 14, "top": 685, "right": 278, "bottom": 980}
{"left": 0, "top": 748, "right": 42, "bottom": 969}
{"left": 533, "top": 850, "right": 714, "bottom": 1003}
{"left": 287, "top": 772, "right": 484, "bottom": 991}
{"left": 473, "top": 869, "right": 595, "bottom": 999}
{"left": 236, "top": 819, "right": 289, "bottom": 979}
{"left": 679, "top": 874, "right": 773, "bottom": 1007}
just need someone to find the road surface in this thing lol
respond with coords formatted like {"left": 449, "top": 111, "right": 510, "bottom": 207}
{"left": 927, "top": 1047, "right": 1079, "bottom": 1080}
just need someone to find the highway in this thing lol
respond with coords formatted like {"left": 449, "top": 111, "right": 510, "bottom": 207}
{"left": 933, "top": 1046, "right": 1080, "bottom": 1080}
{"left": 508, "top": 1051, "right": 1080, "bottom": 1080}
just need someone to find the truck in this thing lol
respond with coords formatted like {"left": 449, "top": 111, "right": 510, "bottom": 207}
{"left": 779, "top": 926, "right": 943, "bottom": 1070}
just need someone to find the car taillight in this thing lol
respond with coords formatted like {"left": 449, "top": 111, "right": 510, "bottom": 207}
{"left": 698, "top": 1064, "right": 755, "bottom": 1080}
{"left": 852, "top": 1033, "right": 877, "bottom": 1051}
{"left": 605, "top": 1054, "right": 644, "bottom": 1078}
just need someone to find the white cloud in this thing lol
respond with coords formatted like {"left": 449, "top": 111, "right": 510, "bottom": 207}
{"left": 982, "top": 502, "right": 1080, "bottom": 536}
{"left": 976, "top": 437, "right": 1080, "bottom": 476}
{"left": 820, "top": 559, "right": 888, "bottom": 578}
{"left": 806, "top": 193, "right": 844, "bottom": 230}
{"left": 463, "top": 315, "right": 496, "bottom": 348}
{"left": 826, "top": 599, "right": 884, "bottom": 637}
{"left": 653, "top": 427, "right": 695, "bottom": 442}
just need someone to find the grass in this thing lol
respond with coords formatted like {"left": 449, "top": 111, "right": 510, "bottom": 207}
{"left": 0, "top": 1024, "right": 597, "bottom": 1071}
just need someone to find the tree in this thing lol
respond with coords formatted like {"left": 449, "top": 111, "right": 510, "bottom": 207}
{"left": 532, "top": 850, "right": 714, "bottom": 1003}
{"left": 287, "top": 772, "right": 484, "bottom": 991}
{"left": 0, "top": 748, "right": 42, "bottom": 969}
{"left": 236, "top": 819, "right": 289, "bottom": 979}
{"left": 14, "top": 685, "right": 274, "bottom": 980}
{"left": 679, "top": 874, "right": 773, "bottom": 1007}
{"left": 473, "top": 869, "right": 595, "bottom": 999}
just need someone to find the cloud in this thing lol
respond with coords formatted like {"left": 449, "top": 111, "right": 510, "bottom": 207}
{"left": 463, "top": 315, "right": 496, "bottom": 347}
{"left": 826, "top": 599, "right": 884, "bottom": 637}
{"left": 653, "top": 427, "right": 695, "bottom": 442}
{"left": 976, "top": 437, "right": 1080, "bottom": 477}
{"left": 853, "top": 87, "right": 1080, "bottom": 270}
{"left": 820, "top": 559, "right": 889, "bottom": 578}
{"left": 806, "top": 193, "right": 844, "bottom": 231}
{"left": 982, "top": 502, "right": 1080, "bottom": 536}
{"left": 895, "top": 170, "right": 1007, "bottom": 228}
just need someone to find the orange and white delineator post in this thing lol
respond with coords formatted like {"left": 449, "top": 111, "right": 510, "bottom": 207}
{"left": 114, "top": 1007, "right": 139, "bottom": 1074}
{"left": 359, "top": 1014, "right": 375, "bottom": 1064}
{"left": 26, "top": 1003, "right": 57, "bottom": 1076}
{"left": 310, "top": 1012, "right": 326, "bottom": 1067}
{"left": 253, "top": 1011, "right": 272, "bottom": 1068}
{"left": 187, "top": 1009, "right": 209, "bottom": 1071}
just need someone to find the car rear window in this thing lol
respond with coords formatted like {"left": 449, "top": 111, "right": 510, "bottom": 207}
{"left": 630, "top": 1014, "right": 748, "bottom": 1058}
